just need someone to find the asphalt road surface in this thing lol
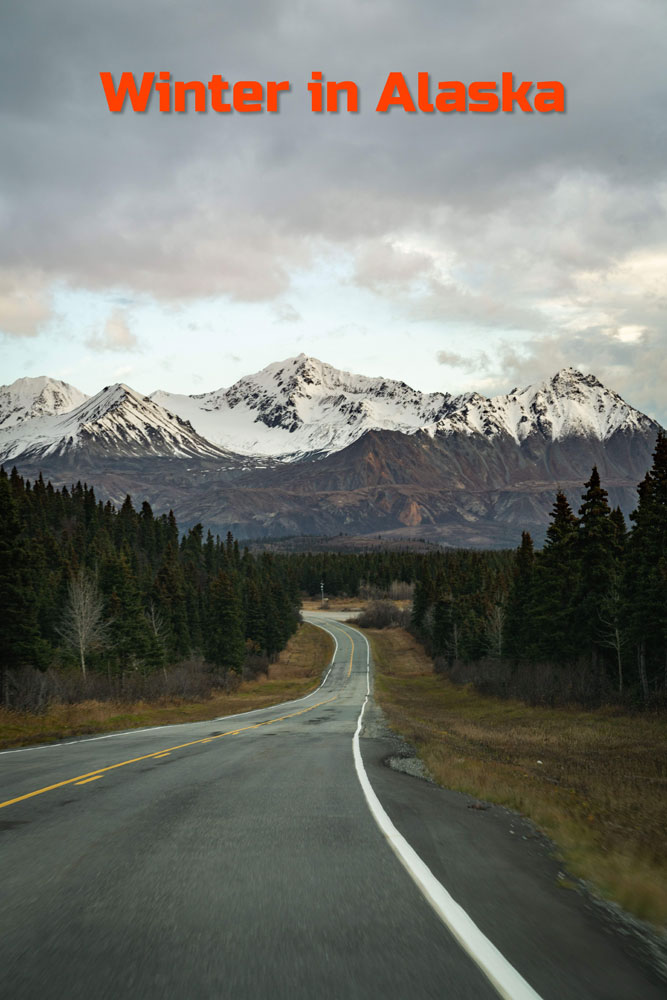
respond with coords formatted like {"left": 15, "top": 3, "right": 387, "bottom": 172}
{"left": 0, "top": 616, "right": 663, "bottom": 999}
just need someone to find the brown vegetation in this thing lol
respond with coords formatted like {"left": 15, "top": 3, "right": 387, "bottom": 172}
{"left": 0, "top": 623, "right": 334, "bottom": 750}
{"left": 353, "top": 599, "right": 411, "bottom": 629}
{"left": 369, "top": 626, "right": 667, "bottom": 929}
{"left": 301, "top": 596, "right": 364, "bottom": 612}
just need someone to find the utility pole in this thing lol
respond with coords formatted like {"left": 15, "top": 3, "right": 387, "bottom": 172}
{"left": 320, "top": 580, "right": 324, "bottom": 608}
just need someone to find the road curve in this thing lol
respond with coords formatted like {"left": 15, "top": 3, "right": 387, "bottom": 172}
{"left": 0, "top": 616, "right": 662, "bottom": 999}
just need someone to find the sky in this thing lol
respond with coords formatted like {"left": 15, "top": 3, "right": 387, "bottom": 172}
{"left": 1, "top": 0, "right": 666, "bottom": 423}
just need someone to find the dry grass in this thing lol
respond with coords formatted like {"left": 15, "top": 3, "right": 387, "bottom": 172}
{"left": 0, "top": 623, "right": 334, "bottom": 750}
{"left": 301, "top": 596, "right": 365, "bottom": 612}
{"left": 368, "top": 627, "right": 667, "bottom": 930}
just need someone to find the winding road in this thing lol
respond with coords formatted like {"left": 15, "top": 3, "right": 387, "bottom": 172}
{"left": 0, "top": 616, "right": 663, "bottom": 999}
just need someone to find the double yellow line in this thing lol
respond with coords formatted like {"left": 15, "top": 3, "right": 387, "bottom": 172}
{"left": 0, "top": 624, "right": 359, "bottom": 813}
{"left": 0, "top": 693, "right": 338, "bottom": 811}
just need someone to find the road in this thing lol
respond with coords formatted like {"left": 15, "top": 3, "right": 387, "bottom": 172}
{"left": 0, "top": 616, "right": 663, "bottom": 999}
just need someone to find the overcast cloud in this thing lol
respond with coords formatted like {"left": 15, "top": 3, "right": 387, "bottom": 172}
{"left": 1, "top": 0, "right": 665, "bottom": 421}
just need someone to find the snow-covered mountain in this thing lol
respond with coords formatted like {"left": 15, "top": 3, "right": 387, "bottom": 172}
{"left": 0, "top": 383, "right": 230, "bottom": 462}
{"left": 2, "top": 360, "right": 660, "bottom": 546}
{"left": 0, "top": 376, "right": 89, "bottom": 430}
{"left": 432, "top": 368, "right": 655, "bottom": 443}
{"left": 151, "top": 354, "right": 456, "bottom": 460}
{"left": 0, "top": 358, "right": 659, "bottom": 468}
{"left": 151, "top": 355, "right": 656, "bottom": 460}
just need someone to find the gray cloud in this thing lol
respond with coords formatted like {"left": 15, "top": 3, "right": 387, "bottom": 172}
{"left": 86, "top": 309, "right": 138, "bottom": 352}
{"left": 1, "top": 0, "right": 666, "bottom": 420}
{"left": 272, "top": 302, "right": 302, "bottom": 323}
{"left": 3, "top": 1, "right": 665, "bottom": 292}
{"left": 0, "top": 271, "right": 52, "bottom": 336}
{"left": 437, "top": 349, "right": 491, "bottom": 372}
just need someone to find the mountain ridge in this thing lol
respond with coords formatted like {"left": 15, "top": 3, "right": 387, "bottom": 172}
{"left": 0, "top": 357, "right": 658, "bottom": 465}
{"left": 0, "top": 381, "right": 233, "bottom": 463}
{"left": 0, "top": 359, "right": 661, "bottom": 547}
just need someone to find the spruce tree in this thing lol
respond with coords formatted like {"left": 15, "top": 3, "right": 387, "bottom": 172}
{"left": 106, "top": 551, "right": 152, "bottom": 673}
{"left": 432, "top": 594, "right": 455, "bottom": 661}
{"left": 531, "top": 491, "right": 579, "bottom": 662}
{"left": 576, "top": 467, "right": 618, "bottom": 685}
{"left": 502, "top": 531, "right": 535, "bottom": 659}
{"left": 243, "top": 575, "right": 265, "bottom": 650}
{"left": 153, "top": 543, "right": 191, "bottom": 657}
{"left": 206, "top": 570, "right": 246, "bottom": 673}
{"left": 0, "top": 473, "right": 41, "bottom": 697}
{"left": 623, "top": 432, "right": 667, "bottom": 700}
{"left": 411, "top": 578, "right": 430, "bottom": 633}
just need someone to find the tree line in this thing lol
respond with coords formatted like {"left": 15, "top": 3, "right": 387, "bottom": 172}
{"left": 2, "top": 430, "right": 663, "bottom": 711}
{"left": 0, "top": 467, "right": 300, "bottom": 709}
{"left": 410, "top": 432, "right": 666, "bottom": 706}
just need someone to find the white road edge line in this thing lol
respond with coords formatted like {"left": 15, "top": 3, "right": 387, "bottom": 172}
{"left": 0, "top": 617, "right": 340, "bottom": 756}
{"left": 322, "top": 618, "right": 543, "bottom": 1000}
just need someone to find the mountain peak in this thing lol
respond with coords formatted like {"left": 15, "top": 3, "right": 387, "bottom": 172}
{"left": 444, "top": 366, "right": 653, "bottom": 444}
{"left": 159, "top": 355, "right": 455, "bottom": 459}
{"left": 548, "top": 367, "right": 605, "bottom": 391}
{"left": 0, "top": 375, "right": 88, "bottom": 430}
{"left": 99, "top": 382, "right": 144, "bottom": 400}
{"left": 73, "top": 382, "right": 153, "bottom": 427}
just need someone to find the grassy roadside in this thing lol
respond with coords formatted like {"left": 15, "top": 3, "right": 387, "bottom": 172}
{"left": 0, "top": 622, "right": 334, "bottom": 750}
{"left": 368, "top": 626, "right": 667, "bottom": 930}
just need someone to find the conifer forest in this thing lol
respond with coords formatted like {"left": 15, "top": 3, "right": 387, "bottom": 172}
{"left": 1, "top": 431, "right": 665, "bottom": 711}
{"left": 0, "top": 468, "right": 301, "bottom": 710}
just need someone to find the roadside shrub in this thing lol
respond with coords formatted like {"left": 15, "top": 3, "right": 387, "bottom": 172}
{"left": 435, "top": 655, "right": 620, "bottom": 708}
{"left": 2, "top": 657, "right": 240, "bottom": 713}
{"left": 242, "top": 653, "right": 270, "bottom": 681}
{"left": 354, "top": 600, "right": 411, "bottom": 629}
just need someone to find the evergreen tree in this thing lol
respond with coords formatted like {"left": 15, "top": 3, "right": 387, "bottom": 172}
{"left": 411, "top": 577, "right": 430, "bottom": 633}
{"left": 531, "top": 491, "right": 579, "bottom": 662}
{"left": 106, "top": 551, "right": 152, "bottom": 673}
{"left": 243, "top": 575, "right": 265, "bottom": 649}
{"left": 0, "top": 472, "right": 41, "bottom": 698}
{"left": 153, "top": 543, "right": 191, "bottom": 657}
{"left": 576, "top": 467, "right": 617, "bottom": 681}
{"left": 206, "top": 570, "right": 246, "bottom": 672}
{"left": 502, "top": 532, "right": 535, "bottom": 659}
{"left": 623, "top": 432, "right": 667, "bottom": 700}
{"left": 431, "top": 594, "right": 455, "bottom": 661}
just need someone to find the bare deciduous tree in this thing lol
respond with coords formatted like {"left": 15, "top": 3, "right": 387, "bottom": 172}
{"left": 146, "top": 600, "right": 169, "bottom": 679}
{"left": 57, "top": 569, "right": 110, "bottom": 678}
{"left": 485, "top": 595, "right": 506, "bottom": 658}
{"left": 598, "top": 582, "right": 627, "bottom": 694}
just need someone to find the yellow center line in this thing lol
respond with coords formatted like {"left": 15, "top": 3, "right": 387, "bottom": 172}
{"left": 1, "top": 624, "right": 359, "bottom": 813}
{"left": 0, "top": 693, "right": 340, "bottom": 811}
